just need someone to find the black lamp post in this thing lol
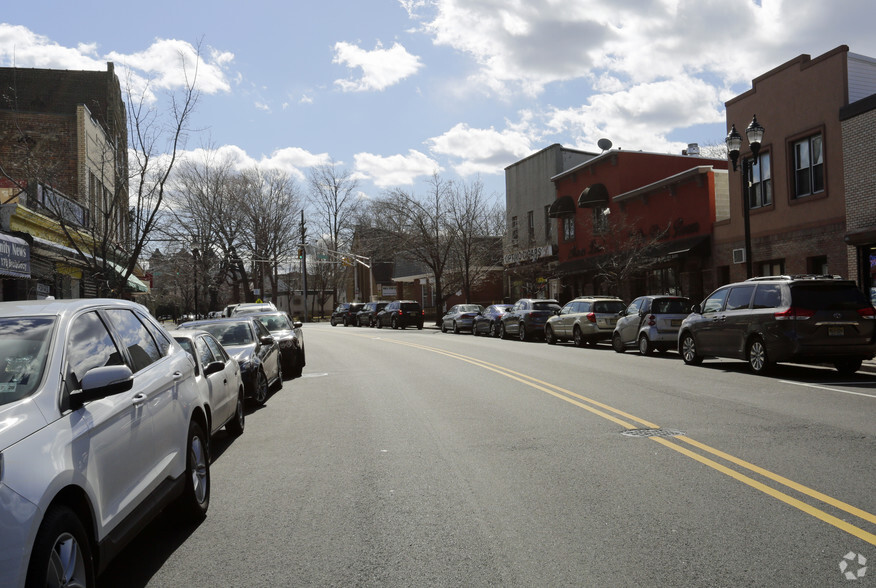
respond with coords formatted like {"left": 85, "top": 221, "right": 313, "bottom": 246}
{"left": 192, "top": 247, "right": 201, "bottom": 318}
{"left": 726, "top": 115, "right": 765, "bottom": 279}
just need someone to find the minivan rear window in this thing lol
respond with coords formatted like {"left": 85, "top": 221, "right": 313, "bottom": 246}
{"left": 790, "top": 285, "right": 868, "bottom": 310}
{"left": 400, "top": 303, "right": 420, "bottom": 310}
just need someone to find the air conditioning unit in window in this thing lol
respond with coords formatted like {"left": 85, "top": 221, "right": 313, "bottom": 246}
{"left": 732, "top": 248, "right": 746, "bottom": 264}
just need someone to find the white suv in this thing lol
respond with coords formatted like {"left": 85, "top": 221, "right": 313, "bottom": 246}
{"left": 0, "top": 299, "right": 211, "bottom": 587}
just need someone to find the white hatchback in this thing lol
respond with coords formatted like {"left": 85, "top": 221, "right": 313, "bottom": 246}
{"left": 0, "top": 298, "right": 211, "bottom": 587}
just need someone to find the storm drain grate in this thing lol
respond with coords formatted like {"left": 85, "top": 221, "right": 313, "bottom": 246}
{"left": 621, "top": 428, "right": 685, "bottom": 438}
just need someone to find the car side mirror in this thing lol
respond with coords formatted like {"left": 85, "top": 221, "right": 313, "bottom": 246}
{"left": 691, "top": 303, "right": 702, "bottom": 314}
{"left": 69, "top": 365, "right": 134, "bottom": 410}
{"left": 293, "top": 321, "right": 303, "bottom": 328}
{"left": 204, "top": 360, "right": 225, "bottom": 376}
{"left": 260, "top": 335, "right": 275, "bottom": 345}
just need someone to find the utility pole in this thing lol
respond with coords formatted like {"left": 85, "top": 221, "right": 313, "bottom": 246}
{"left": 300, "top": 210, "right": 308, "bottom": 323}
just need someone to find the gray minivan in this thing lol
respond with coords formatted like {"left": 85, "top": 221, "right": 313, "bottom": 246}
{"left": 678, "top": 275, "right": 876, "bottom": 374}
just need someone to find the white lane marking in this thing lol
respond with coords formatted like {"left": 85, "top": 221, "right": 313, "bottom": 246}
{"left": 779, "top": 380, "right": 876, "bottom": 399}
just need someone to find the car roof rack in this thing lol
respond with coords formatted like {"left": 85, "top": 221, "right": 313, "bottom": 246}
{"left": 745, "top": 274, "right": 843, "bottom": 282}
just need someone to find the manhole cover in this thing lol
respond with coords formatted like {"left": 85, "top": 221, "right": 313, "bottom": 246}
{"left": 621, "top": 428, "right": 685, "bottom": 438}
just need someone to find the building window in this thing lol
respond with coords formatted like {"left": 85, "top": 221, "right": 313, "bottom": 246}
{"left": 527, "top": 210, "right": 535, "bottom": 244}
{"left": 793, "top": 134, "right": 824, "bottom": 198}
{"left": 563, "top": 217, "right": 575, "bottom": 242}
{"left": 648, "top": 267, "right": 679, "bottom": 295}
{"left": 760, "top": 259, "right": 785, "bottom": 277}
{"left": 544, "top": 205, "right": 552, "bottom": 241}
{"left": 593, "top": 206, "right": 609, "bottom": 234}
{"left": 511, "top": 216, "right": 518, "bottom": 247}
{"left": 747, "top": 152, "right": 772, "bottom": 209}
{"left": 808, "top": 255, "right": 828, "bottom": 275}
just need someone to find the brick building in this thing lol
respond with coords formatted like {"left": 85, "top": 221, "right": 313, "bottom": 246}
{"left": 504, "top": 144, "right": 596, "bottom": 301}
{"left": 0, "top": 63, "right": 136, "bottom": 300}
{"left": 841, "top": 92, "right": 876, "bottom": 304}
{"left": 716, "top": 46, "right": 876, "bottom": 284}
{"left": 550, "top": 150, "right": 728, "bottom": 303}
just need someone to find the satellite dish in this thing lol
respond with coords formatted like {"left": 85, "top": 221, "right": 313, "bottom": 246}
{"left": 597, "top": 138, "right": 613, "bottom": 151}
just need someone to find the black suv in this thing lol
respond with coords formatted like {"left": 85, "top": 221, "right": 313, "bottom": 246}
{"left": 678, "top": 275, "right": 876, "bottom": 375}
{"left": 331, "top": 302, "right": 365, "bottom": 326}
{"left": 356, "top": 301, "right": 388, "bottom": 327}
{"left": 375, "top": 300, "right": 424, "bottom": 329}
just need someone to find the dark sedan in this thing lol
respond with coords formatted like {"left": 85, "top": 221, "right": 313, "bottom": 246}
{"left": 440, "top": 304, "right": 484, "bottom": 333}
{"left": 178, "top": 317, "right": 282, "bottom": 405}
{"left": 250, "top": 311, "right": 306, "bottom": 378}
{"left": 499, "top": 298, "right": 561, "bottom": 341}
{"left": 472, "top": 304, "right": 513, "bottom": 337}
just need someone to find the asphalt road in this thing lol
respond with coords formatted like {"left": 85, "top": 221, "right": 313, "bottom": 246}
{"left": 100, "top": 322, "right": 876, "bottom": 587}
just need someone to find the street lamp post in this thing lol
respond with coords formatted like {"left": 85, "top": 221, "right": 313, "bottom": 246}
{"left": 726, "top": 115, "right": 765, "bottom": 279}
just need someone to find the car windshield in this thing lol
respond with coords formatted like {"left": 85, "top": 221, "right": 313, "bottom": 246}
{"left": 651, "top": 298, "right": 691, "bottom": 314}
{"left": 533, "top": 302, "right": 561, "bottom": 312}
{"left": 199, "top": 322, "right": 253, "bottom": 346}
{"left": 257, "top": 315, "right": 291, "bottom": 332}
{"left": 593, "top": 301, "right": 626, "bottom": 314}
{"left": 0, "top": 317, "right": 54, "bottom": 406}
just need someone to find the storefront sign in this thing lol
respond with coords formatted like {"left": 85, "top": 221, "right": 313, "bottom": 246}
{"left": 0, "top": 233, "right": 30, "bottom": 278}
{"left": 504, "top": 245, "right": 553, "bottom": 265}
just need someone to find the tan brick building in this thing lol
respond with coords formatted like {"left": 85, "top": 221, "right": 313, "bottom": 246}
{"left": 716, "top": 46, "right": 876, "bottom": 286}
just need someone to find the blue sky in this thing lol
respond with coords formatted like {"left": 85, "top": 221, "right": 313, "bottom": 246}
{"left": 2, "top": 0, "right": 876, "bottom": 202}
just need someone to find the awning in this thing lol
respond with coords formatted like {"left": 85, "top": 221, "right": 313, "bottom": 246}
{"left": 844, "top": 226, "right": 876, "bottom": 246}
{"left": 107, "top": 261, "right": 150, "bottom": 293}
{"left": 578, "top": 183, "right": 609, "bottom": 208}
{"left": 548, "top": 195, "right": 576, "bottom": 218}
{"left": 0, "top": 233, "right": 31, "bottom": 279}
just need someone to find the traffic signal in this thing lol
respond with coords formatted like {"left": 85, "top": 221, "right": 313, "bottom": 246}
{"left": 297, "top": 247, "right": 304, "bottom": 259}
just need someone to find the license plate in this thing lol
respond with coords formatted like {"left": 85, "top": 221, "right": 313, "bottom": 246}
{"left": 828, "top": 327, "right": 844, "bottom": 336}
{"left": 671, "top": 320, "right": 681, "bottom": 327}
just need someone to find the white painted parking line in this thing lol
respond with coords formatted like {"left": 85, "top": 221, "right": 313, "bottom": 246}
{"left": 779, "top": 380, "right": 876, "bottom": 399}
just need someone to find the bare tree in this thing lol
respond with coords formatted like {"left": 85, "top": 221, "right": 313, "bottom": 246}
{"left": 373, "top": 173, "right": 455, "bottom": 322}
{"left": 238, "top": 167, "right": 301, "bottom": 302}
{"left": 446, "top": 177, "right": 504, "bottom": 302}
{"left": 0, "top": 49, "right": 201, "bottom": 297}
{"left": 307, "top": 159, "right": 361, "bottom": 305}
{"left": 594, "top": 211, "right": 671, "bottom": 296}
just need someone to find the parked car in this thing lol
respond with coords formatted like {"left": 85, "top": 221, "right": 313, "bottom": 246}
{"left": 250, "top": 311, "right": 306, "bottom": 377}
{"left": 231, "top": 302, "right": 277, "bottom": 316}
{"left": 472, "top": 304, "right": 513, "bottom": 337}
{"left": 544, "top": 296, "right": 625, "bottom": 346}
{"left": 331, "top": 302, "right": 366, "bottom": 326}
{"left": 178, "top": 317, "right": 282, "bottom": 404}
{"left": 375, "top": 300, "right": 424, "bottom": 329}
{"left": 499, "top": 298, "right": 562, "bottom": 341}
{"left": 0, "top": 299, "right": 210, "bottom": 588}
{"left": 611, "top": 295, "right": 692, "bottom": 355}
{"left": 678, "top": 275, "right": 876, "bottom": 375}
{"left": 169, "top": 329, "right": 246, "bottom": 437}
{"left": 440, "top": 304, "right": 484, "bottom": 333}
{"left": 356, "top": 301, "right": 388, "bottom": 327}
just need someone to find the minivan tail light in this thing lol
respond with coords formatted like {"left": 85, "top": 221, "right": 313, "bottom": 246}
{"left": 398, "top": 310, "right": 403, "bottom": 316}
{"left": 858, "top": 306, "right": 875, "bottom": 320}
{"left": 586, "top": 312, "right": 596, "bottom": 323}
{"left": 774, "top": 307, "right": 814, "bottom": 320}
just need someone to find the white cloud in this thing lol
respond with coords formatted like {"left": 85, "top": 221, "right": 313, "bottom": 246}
{"left": 333, "top": 40, "right": 422, "bottom": 92}
{"left": 546, "top": 76, "right": 725, "bottom": 153}
{"left": 427, "top": 122, "right": 534, "bottom": 176}
{"left": 0, "top": 25, "right": 234, "bottom": 104}
{"left": 353, "top": 150, "right": 440, "bottom": 187}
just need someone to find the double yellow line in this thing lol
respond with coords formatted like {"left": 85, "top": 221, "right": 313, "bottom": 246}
{"left": 375, "top": 335, "right": 876, "bottom": 547}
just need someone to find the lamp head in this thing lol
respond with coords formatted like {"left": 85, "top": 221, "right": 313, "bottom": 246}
{"left": 725, "top": 124, "right": 742, "bottom": 170}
